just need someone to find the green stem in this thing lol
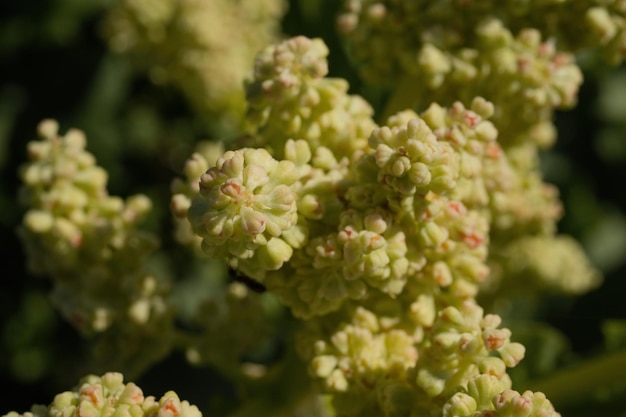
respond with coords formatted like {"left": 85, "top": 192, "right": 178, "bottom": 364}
{"left": 527, "top": 347, "right": 626, "bottom": 407}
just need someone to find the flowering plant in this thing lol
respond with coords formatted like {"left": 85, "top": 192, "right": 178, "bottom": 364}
{"left": 2, "top": 1, "right": 626, "bottom": 417}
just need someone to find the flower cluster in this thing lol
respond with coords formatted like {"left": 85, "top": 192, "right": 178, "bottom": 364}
{"left": 13, "top": 1, "right": 621, "bottom": 414}
{"left": 183, "top": 281, "right": 275, "bottom": 380}
{"left": 177, "top": 36, "right": 564, "bottom": 416}
{"left": 337, "top": 1, "right": 595, "bottom": 148}
{"left": 188, "top": 147, "right": 302, "bottom": 280}
{"left": 102, "top": 0, "right": 286, "bottom": 133}
{"left": 489, "top": 235, "right": 602, "bottom": 296}
{"left": 244, "top": 36, "right": 378, "bottom": 159}
{"left": 2, "top": 373, "right": 201, "bottom": 417}
{"left": 18, "top": 121, "right": 281, "bottom": 385}
{"left": 17, "top": 120, "right": 175, "bottom": 376}
{"left": 443, "top": 377, "right": 560, "bottom": 417}
{"left": 335, "top": 0, "right": 604, "bottom": 300}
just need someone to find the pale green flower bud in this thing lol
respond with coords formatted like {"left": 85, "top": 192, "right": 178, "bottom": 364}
{"left": 409, "top": 294, "right": 436, "bottom": 327}
{"left": 37, "top": 118, "right": 60, "bottom": 140}
{"left": 327, "top": 369, "right": 349, "bottom": 392}
{"left": 498, "top": 342, "right": 526, "bottom": 368}
{"left": 483, "top": 328, "right": 512, "bottom": 351}
{"left": 183, "top": 153, "right": 211, "bottom": 185}
{"left": 478, "top": 356, "right": 507, "bottom": 379}
{"left": 443, "top": 392, "right": 478, "bottom": 417}
{"left": 290, "top": 144, "right": 346, "bottom": 226}
{"left": 265, "top": 200, "right": 415, "bottom": 317}
{"left": 256, "top": 237, "right": 294, "bottom": 271}
{"left": 586, "top": 7, "right": 618, "bottom": 45}
{"left": 419, "top": 221, "right": 449, "bottom": 248}
{"left": 471, "top": 96, "right": 495, "bottom": 119}
{"left": 46, "top": 373, "right": 142, "bottom": 417}
{"left": 311, "top": 355, "right": 339, "bottom": 379}
{"left": 467, "top": 374, "right": 508, "bottom": 410}
{"left": 489, "top": 147, "right": 562, "bottom": 239}
{"left": 417, "top": 43, "right": 451, "bottom": 87}
{"left": 23, "top": 210, "right": 54, "bottom": 233}
{"left": 171, "top": 194, "right": 192, "bottom": 219}
{"left": 416, "top": 368, "right": 446, "bottom": 397}
{"left": 284, "top": 139, "right": 312, "bottom": 168}
{"left": 354, "top": 305, "right": 381, "bottom": 331}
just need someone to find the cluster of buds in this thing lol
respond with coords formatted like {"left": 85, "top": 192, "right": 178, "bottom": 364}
{"left": 443, "top": 376, "right": 560, "bottom": 417}
{"left": 102, "top": 0, "right": 287, "bottom": 133}
{"left": 489, "top": 235, "right": 602, "bottom": 296}
{"left": 337, "top": 1, "right": 591, "bottom": 148}
{"left": 183, "top": 281, "right": 274, "bottom": 379}
{"left": 14, "top": 1, "right": 620, "bottom": 414}
{"left": 18, "top": 120, "right": 175, "bottom": 376}
{"left": 337, "top": 0, "right": 604, "bottom": 302}
{"left": 175, "top": 35, "right": 567, "bottom": 416}
{"left": 188, "top": 147, "right": 303, "bottom": 280}
{"left": 3, "top": 373, "right": 201, "bottom": 417}
{"left": 244, "top": 36, "right": 378, "bottom": 159}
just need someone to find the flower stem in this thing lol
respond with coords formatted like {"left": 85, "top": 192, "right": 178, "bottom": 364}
{"left": 527, "top": 347, "right": 626, "bottom": 407}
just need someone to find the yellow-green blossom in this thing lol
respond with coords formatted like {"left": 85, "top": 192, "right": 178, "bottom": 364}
{"left": 3, "top": 373, "right": 202, "bottom": 417}
{"left": 444, "top": 378, "right": 561, "bottom": 417}
{"left": 103, "top": 0, "right": 286, "bottom": 133}
{"left": 337, "top": 1, "right": 591, "bottom": 148}
{"left": 244, "top": 36, "right": 377, "bottom": 159}
{"left": 187, "top": 148, "right": 303, "bottom": 281}
{"left": 18, "top": 120, "right": 174, "bottom": 376}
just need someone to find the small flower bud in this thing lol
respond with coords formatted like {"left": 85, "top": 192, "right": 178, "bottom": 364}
{"left": 311, "top": 355, "right": 338, "bottom": 378}
{"left": 443, "top": 392, "right": 477, "bottom": 417}
{"left": 498, "top": 342, "right": 526, "bottom": 367}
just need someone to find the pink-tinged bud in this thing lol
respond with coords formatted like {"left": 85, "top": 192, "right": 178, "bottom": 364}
{"left": 498, "top": 342, "right": 526, "bottom": 367}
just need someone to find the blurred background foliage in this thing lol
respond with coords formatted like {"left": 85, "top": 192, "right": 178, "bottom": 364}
{"left": 1, "top": 0, "right": 626, "bottom": 415}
